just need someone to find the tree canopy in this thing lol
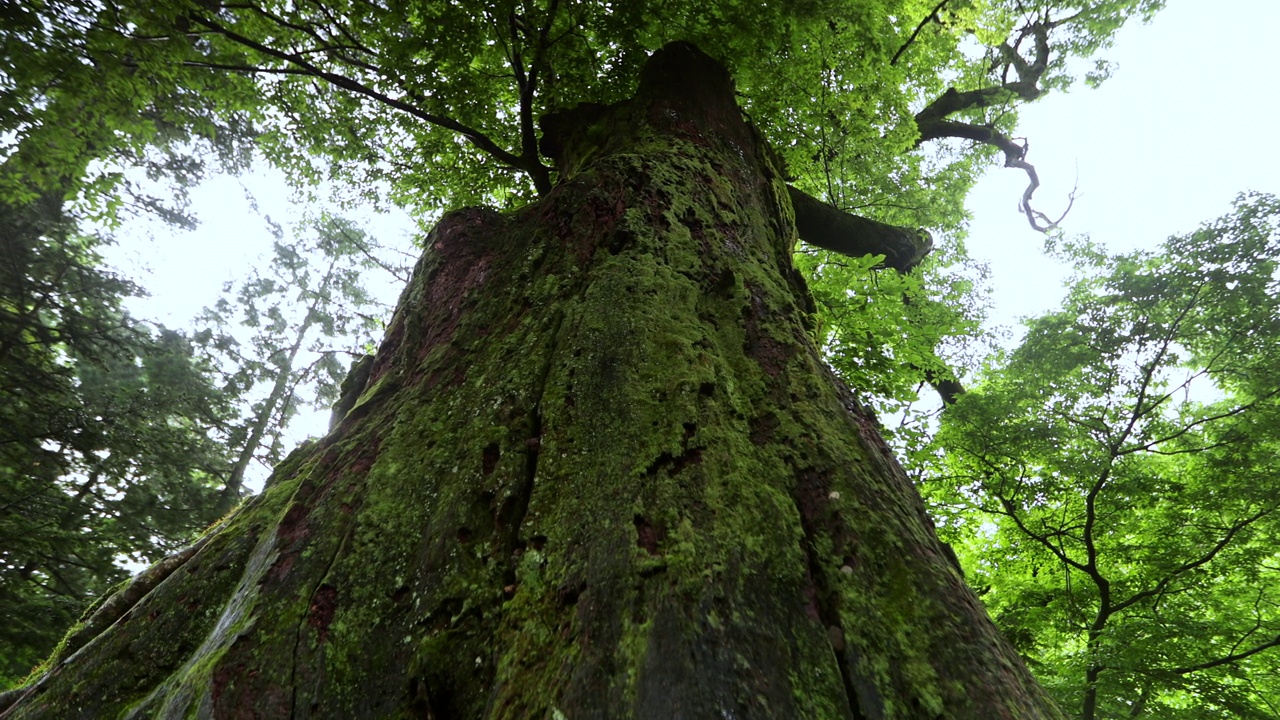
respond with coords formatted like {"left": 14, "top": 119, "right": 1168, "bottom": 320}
{"left": 5, "top": 0, "right": 1161, "bottom": 222}
{"left": 2, "top": 0, "right": 1171, "bottom": 426}
{"left": 926, "top": 193, "right": 1280, "bottom": 718}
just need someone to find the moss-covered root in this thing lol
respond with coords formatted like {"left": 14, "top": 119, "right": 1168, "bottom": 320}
{"left": 2, "top": 42, "right": 1062, "bottom": 720}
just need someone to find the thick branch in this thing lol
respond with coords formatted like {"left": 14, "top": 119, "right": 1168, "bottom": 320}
{"left": 515, "top": 0, "right": 560, "bottom": 194}
{"left": 787, "top": 185, "right": 933, "bottom": 272}
{"left": 897, "top": 292, "right": 967, "bottom": 405}
{"left": 925, "top": 368, "right": 965, "bottom": 406}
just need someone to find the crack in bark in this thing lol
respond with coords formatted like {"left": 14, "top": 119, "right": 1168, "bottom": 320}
{"left": 797, "top": 519, "right": 871, "bottom": 720}
{"left": 787, "top": 464, "right": 881, "bottom": 720}
{"left": 63, "top": 534, "right": 214, "bottom": 659}
{"left": 290, "top": 516, "right": 359, "bottom": 718}
{"left": 122, "top": 523, "right": 280, "bottom": 718}
{"left": 814, "top": 545, "right": 866, "bottom": 719}
{"left": 499, "top": 308, "right": 567, "bottom": 581}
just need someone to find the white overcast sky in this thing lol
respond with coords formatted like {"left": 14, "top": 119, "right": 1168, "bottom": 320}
{"left": 115, "top": 0, "right": 1280, "bottom": 355}
{"left": 965, "top": 0, "right": 1280, "bottom": 331}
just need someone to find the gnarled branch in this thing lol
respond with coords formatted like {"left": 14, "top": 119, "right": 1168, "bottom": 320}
{"left": 913, "top": 17, "right": 1073, "bottom": 232}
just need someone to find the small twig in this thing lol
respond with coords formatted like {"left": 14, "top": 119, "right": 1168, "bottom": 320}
{"left": 892, "top": 0, "right": 951, "bottom": 65}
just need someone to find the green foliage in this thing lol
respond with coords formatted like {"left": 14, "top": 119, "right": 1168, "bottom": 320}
{"left": 928, "top": 193, "right": 1280, "bottom": 719}
{"left": 0, "top": 0, "right": 259, "bottom": 221}
{"left": 798, "top": 238, "right": 990, "bottom": 416}
{"left": 3, "top": 0, "right": 1172, "bottom": 430}
{"left": 0, "top": 194, "right": 235, "bottom": 686}
{"left": 3, "top": 0, "right": 1161, "bottom": 221}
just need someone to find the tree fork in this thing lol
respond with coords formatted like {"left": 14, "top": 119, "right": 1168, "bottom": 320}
{"left": 3, "top": 42, "right": 1061, "bottom": 719}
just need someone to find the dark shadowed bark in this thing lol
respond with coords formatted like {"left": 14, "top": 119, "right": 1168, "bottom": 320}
{"left": 1, "top": 43, "right": 1061, "bottom": 719}
{"left": 786, "top": 187, "right": 932, "bottom": 273}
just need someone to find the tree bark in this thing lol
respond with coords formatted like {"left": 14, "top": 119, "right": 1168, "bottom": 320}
{"left": 786, "top": 186, "right": 932, "bottom": 273}
{"left": 2, "top": 42, "right": 1062, "bottom": 719}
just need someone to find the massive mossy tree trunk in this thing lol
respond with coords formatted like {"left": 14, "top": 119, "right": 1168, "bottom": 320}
{"left": 2, "top": 44, "right": 1061, "bottom": 719}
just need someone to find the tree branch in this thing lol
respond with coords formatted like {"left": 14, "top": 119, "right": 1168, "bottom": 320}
{"left": 955, "top": 444, "right": 1093, "bottom": 574}
{"left": 787, "top": 185, "right": 933, "bottom": 272}
{"left": 1168, "top": 633, "right": 1280, "bottom": 675}
{"left": 1110, "top": 502, "right": 1280, "bottom": 616}
{"left": 912, "top": 18, "right": 1073, "bottom": 232}
{"left": 891, "top": 0, "right": 950, "bottom": 66}
{"left": 189, "top": 14, "right": 531, "bottom": 172}
{"left": 514, "top": 0, "right": 559, "bottom": 194}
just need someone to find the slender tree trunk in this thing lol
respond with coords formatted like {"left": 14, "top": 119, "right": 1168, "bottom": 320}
{"left": 220, "top": 317, "right": 312, "bottom": 506}
{"left": 1081, "top": 618, "right": 1111, "bottom": 720}
{"left": 1, "top": 43, "right": 1062, "bottom": 719}
{"left": 220, "top": 260, "right": 335, "bottom": 509}
{"left": 1082, "top": 664, "right": 1102, "bottom": 720}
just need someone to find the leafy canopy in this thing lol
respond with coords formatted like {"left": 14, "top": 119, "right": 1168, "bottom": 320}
{"left": 928, "top": 193, "right": 1280, "bottom": 719}
{"left": 3, "top": 0, "right": 1168, "bottom": 421}
{"left": 4, "top": 0, "right": 1161, "bottom": 224}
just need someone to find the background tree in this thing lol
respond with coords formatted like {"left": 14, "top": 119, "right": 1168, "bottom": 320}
{"left": 0, "top": 179, "right": 408, "bottom": 690}
{"left": 194, "top": 213, "right": 403, "bottom": 507}
{"left": 927, "top": 193, "right": 1280, "bottom": 719}
{"left": 0, "top": 4, "right": 400, "bottom": 679}
{"left": 0, "top": 194, "right": 236, "bottom": 686}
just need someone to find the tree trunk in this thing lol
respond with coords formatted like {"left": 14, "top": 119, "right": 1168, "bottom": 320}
{"left": 1, "top": 43, "right": 1062, "bottom": 720}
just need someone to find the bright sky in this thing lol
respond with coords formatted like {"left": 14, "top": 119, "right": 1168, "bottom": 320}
{"left": 110, "top": 174, "right": 415, "bottom": 326}
{"left": 107, "top": 0, "right": 1280, "bottom": 469}
{"left": 965, "top": 0, "right": 1280, "bottom": 332}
